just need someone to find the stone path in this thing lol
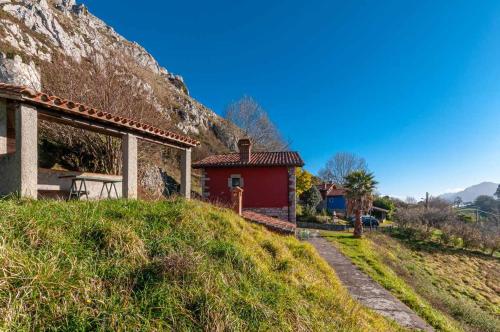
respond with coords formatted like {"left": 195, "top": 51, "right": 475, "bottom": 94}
{"left": 307, "top": 236, "right": 433, "bottom": 331}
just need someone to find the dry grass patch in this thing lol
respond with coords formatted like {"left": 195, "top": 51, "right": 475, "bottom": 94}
{"left": 0, "top": 199, "right": 401, "bottom": 331}
{"left": 323, "top": 230, "right": 500, "bottom": 332}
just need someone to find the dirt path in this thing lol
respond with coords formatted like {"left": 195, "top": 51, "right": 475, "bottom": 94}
{"left": 307, "top": 236, "right": 434, "bottom": 331}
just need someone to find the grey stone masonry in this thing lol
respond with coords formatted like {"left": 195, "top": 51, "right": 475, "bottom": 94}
{"left": 181, "top": 148, "right": 192, "bottom": 199}
{"left": 0, "top": 99, "right": 6, "bottom": 155}
{"left": 244, "top": 207, "right": 289, "bottom": 222}
{"left": 122, "top": 133, "right": 138, "bottom": 199}
{"left": 16, "top": 103, "right": 38, "bottom": 198}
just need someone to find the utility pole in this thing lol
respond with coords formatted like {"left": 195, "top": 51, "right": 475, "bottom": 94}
{"left": 425, "top": 192, "right": 429, "bottom": 210}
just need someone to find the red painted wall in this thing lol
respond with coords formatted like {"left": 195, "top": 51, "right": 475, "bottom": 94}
{"left": 205, "top": 167, "right": 289, "bottom": 208}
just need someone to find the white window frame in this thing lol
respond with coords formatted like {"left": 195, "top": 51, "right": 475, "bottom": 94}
{"left": 228, "top": 174, "right": 244, "bottom": 188}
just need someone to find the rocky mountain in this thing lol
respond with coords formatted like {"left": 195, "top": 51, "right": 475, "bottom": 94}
{"left": 0, "top": 0, "right": 240, "bottom": 145}
{"left": 0, "top": 0, "right": 241, "bottom": 195}
{"left": 439, "top": 182, "right": 499, "bottom": 203}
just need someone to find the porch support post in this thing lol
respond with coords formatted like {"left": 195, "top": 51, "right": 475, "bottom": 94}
{"left": 122, "top": 133, "right": 137, "bottom": 199}
{"left": 16, "top": 103, "right": 38, "bottom": 199}
{"left": 180, "top": 147, "right": 191, "bottom": 199}
{"left": 0, "top": 99, "right": 6, "bottom": 155}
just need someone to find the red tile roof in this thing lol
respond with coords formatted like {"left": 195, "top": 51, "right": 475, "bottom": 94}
{"left": 317, "top": 183, "right": 346, "bottom": 197}
{"left": 242, "top": 210, "right": 296, "bottom": 234}
{"left": 0, "top": 83, "right": 200, "bottom": 147}
{"left": 193, "top": 151, "right": 304, "bottom": 168}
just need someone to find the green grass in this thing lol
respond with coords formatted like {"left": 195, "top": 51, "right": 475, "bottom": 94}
{"left": 0, "top": 199, "right": 401, "bottom": 331}
{"left": 322, "top": 230, "right": 500, "bottom": 332}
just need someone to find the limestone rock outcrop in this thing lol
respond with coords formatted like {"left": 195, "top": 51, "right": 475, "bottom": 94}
{"left": 0, "top": 54, "right": 41, "bottom": 90}
{"left": 0, "top": 0, "right": 240, "bottom": 144}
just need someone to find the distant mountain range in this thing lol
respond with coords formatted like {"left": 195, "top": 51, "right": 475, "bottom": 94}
{"left": 439, "top": 182, "right": 499, "bottom": 203}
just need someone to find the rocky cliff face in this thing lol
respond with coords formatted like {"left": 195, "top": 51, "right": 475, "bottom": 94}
{"left": 0, "top": 0, "right": 241, "bottom": 195}
{"left": 0, "top": 0, "right": 239, "bottom": 146}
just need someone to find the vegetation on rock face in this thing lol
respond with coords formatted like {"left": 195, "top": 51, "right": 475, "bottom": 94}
{"left": 322, "top": 231, "right": 500, "bottom": 332}
{"left": 0, "top": 199, "right": 398, "bottom": 331}
{"left": 1, "top": 0, "right": 243, "bottom": 196}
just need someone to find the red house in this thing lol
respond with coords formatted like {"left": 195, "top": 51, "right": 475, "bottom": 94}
{"left": 192, "top": 139, "right": 304, "bottom": 223}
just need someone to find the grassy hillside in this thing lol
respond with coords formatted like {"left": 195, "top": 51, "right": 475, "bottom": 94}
{"left": 322, "top": 231, "right": 500, "bottom": 332}
{"left": 0, "top": 199, "right": 400, "bottom": 331}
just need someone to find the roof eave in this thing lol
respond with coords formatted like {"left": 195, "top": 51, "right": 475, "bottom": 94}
{"left": 192, "top": 163, "right": 304, "bottom": 169}
{"left": 0, "top": 83, "right": 200, "bottom": 148}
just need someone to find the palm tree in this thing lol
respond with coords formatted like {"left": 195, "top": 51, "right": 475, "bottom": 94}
{"left": 344, "top": 170, "right": 378, "bottom": 238}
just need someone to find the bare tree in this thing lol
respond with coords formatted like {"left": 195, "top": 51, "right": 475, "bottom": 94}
{"left": 224, "top": 96, "right": 288, "bottom": 151}
{"left": 318, "top": 152, "right": 367, "bottom": 185}
{"left": 405, "top": 197, "right": 418, "bottom": 204}
{"left": 39, "top": 53, "right": 172, "bottom": 175}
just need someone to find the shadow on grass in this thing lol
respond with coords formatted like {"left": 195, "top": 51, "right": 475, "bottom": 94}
{"left": 381, "top": 228, "right": 499, "bottom": 261}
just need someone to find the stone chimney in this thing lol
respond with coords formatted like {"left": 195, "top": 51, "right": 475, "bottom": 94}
{"left": 237, "top": 138, "right": 252, "bottom": 163}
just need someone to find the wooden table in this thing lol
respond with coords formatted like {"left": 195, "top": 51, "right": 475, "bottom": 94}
{"left": 59, "top": 175, "right": 122, "bottom": 200}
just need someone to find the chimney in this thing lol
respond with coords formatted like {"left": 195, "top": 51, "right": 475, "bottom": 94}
{"left": 237, "top": 138, "right": 252, "bottom": 163}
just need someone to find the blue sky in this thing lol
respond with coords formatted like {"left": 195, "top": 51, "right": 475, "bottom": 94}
{"left": 84, "top": 0, "right": 500, "bottom": 198}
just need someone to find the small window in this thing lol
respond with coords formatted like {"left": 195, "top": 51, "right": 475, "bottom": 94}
{"left": 231, "top": 177, "right": 241, "bottom": 188}
{"left": 228, "top": 174, "right": 243, "bottom": 188}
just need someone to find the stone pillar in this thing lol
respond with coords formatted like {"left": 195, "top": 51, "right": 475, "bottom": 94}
{"left": 288, "top": 167, "right": 297, "bottom": 223}
{"left": 122, "top": 133, "right": 137, "bottom": 199}
{"left": 231, "top": 186, "right": 244, "bottom": 215}
{"left": 0, "top": 99, "right": 6, "bottom": 155}
{"left": 180, "top": 148, "right": 191, "bottom": 199}
{"left": 16, "top": 103, "right": 38, "bottom": 199}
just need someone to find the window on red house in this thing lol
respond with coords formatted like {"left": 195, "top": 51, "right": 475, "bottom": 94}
{"left": 231, "top": 177, "right": 241, "bottom": 188}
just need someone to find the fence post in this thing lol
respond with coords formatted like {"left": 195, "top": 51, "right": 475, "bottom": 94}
{"left": 231, "top": 186, "right": 243, "bottom": 216}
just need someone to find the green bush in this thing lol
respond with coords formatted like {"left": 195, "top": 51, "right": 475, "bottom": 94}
{"left": 302, "top": 186, "right": 322, "bottom": 216}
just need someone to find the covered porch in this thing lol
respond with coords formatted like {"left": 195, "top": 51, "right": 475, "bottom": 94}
{"left": 0, "top": 83, "right": 199, "bottom": 200}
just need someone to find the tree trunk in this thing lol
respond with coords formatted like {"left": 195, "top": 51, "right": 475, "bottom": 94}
{"left": 353, "top": 209, "right": 363, "bottom": 238}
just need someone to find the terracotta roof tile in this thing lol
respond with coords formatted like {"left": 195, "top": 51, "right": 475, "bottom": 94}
{"left": 0, "top": 83, "right": 200, "bottom": 147}
{"left": 242, "top": 210, "right": 296, "bottom": 234}
{"left": 193, "top": 151, "right": 304, "bottom": 168}
{"left": 317, "top": 183, "right": 346, "bottom": 196}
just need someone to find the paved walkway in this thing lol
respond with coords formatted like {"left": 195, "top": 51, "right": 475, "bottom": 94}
{"left": 307, "top": 236, "right": 433, "bottom": 331}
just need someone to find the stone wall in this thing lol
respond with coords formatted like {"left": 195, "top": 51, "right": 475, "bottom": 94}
{"left": 243, "top": 207, "right": 289, "bottom": 222}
